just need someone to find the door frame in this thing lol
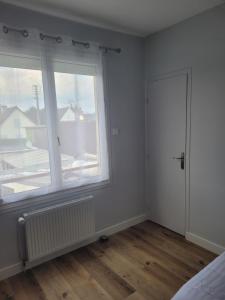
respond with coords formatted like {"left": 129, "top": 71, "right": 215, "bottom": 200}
{"left": 145, "top": 68, "right": 192, "bottom": 235}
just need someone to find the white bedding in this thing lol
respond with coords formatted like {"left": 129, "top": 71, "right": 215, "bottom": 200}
{"left": 172, "top": 251, "right": 225, "bottom": 300}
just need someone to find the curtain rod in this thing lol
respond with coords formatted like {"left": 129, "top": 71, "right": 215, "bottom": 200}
{"left": 2, "top": 25, "right": 122, "bottom": 54}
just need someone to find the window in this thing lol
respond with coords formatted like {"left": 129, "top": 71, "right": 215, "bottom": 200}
{"left": 55, "top": 71, "right": 99, "bottom": 185}
{"left": 0, "top": 48, "right": 109, "bottom": 202}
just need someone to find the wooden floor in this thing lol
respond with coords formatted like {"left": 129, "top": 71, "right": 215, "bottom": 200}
{"left": 0, "top": 221, "right": 216, "bottom": 300}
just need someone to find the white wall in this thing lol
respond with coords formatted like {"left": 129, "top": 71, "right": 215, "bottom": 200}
{"left": 145, "top": 4, "right": 225, "bottom": 250}
{"left": 0, "top": 1, "right": 145, "bottom": 274}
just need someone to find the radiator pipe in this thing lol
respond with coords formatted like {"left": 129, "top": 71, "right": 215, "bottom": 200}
{"left": 17, "top": 217, "right": 27, "bottom": 267}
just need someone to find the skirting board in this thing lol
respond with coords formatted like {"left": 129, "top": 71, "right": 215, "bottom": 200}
{"left": 0, "top": 213, "right": 147, "bottom": 281}
{"left": 186, "top": 232, "right": 225, "bottom": 255}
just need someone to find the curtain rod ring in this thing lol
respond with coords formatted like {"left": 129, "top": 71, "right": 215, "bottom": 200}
{"left": 39, "top": 33, "right": 45, "bottom": 40}
{"left": 22, "top": 30, "right": 29, "bottom": 38}
{"left": 56, "top": 36, "right": 62, "bottom": 43}
{"left": 3, "top": 26, "right": 8, "bottom": 34}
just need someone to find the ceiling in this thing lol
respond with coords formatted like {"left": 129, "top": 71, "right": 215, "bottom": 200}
{"left": 1, "top": 0, "right": 224, "bottom": 36}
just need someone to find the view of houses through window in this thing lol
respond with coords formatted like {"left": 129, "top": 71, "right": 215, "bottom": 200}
{"left": 0, "top": 64, "right": 99, "bottom": 199}
{"left": 54, "top": 71, "right": 99, "bottom": 186}
{"left": 55, "top": 72, "right": 98, "bottom": 182}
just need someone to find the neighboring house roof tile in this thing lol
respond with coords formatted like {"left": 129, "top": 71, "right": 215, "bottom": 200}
{"left": 0, "top": 106, "right": 35, "bottom": 126}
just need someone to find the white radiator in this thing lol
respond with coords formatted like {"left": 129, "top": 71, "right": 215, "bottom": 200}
{"left": 18, "top": 195, "right": 95, "bottom": 263}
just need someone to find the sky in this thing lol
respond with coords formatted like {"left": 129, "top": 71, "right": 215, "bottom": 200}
{"left": 0, "top": 66, "right": 96, "bottom": 114}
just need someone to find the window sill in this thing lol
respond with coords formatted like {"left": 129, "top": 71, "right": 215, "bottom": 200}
{"left": 0, "top": 179, "right": 110, "bottom": 216}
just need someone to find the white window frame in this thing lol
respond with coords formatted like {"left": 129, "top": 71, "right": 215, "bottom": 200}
{"left": 0, "top": 50, "right": 111, "bottom": 206}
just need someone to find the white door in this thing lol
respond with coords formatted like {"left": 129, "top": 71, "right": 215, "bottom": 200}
{"left": 147, "top": 73, "right": 188, "bottom": 235}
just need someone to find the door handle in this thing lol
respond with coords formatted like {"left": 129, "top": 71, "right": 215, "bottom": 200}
{"left": 172, "top": 152, "right": 185, "bottom": 170}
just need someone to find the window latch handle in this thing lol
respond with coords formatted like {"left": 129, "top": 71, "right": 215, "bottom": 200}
{"left": 57, "top": 136, "right": 61, "bottom": 146}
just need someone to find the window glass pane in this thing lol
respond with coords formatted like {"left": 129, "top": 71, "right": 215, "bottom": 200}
{"left": 54, "top": 71, "right": 101, "bottom": 186}
{"left": 0, "top": 64, "right": 51, "bottom": 198}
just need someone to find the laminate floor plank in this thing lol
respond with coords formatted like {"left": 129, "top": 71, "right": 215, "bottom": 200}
{"left": 0, "top": 280, "right": 14, "bottom": 300}
{"left": 74, "top": 248, "right": 135, "bottom": 300}
{"left": 120, "top": 229, "right": 197, "bottom": 280}
{"left": 112, "top": 234, "right": 185, "bottom": 291}
{"left": 55, "top": 254, "right": 114, "bottom": 300}
{"left": 33, "top": 262, "right": 81, "bottom": 300}
{"left": 125, "top": 292, "right": 146, "bottom": 300}
{"left": 88, "top": 242, "right": 173, "bottom": 300}
{"left": 136, "top": 222, "right": 216, "bottom": 263}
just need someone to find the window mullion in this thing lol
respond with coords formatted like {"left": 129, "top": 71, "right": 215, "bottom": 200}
{"left": 41, "top": 53, "right": 62, "bottom": 190}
